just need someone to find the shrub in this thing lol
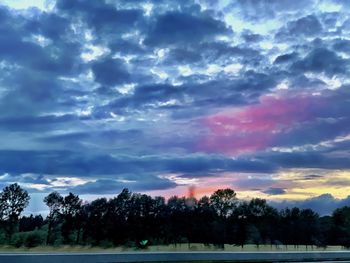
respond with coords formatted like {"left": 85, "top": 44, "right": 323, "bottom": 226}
{"left": 24, "top": 230, "right": 45, "bottom": 247}
{"left": 10, "top": 233, "right": 25, "bottom": 248}
{"left": 10, "top": 230, "right": 46, "bottom": 248}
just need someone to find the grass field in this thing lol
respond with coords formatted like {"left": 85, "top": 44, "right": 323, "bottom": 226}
{"left": 0, "top": 244, "right": 348, "bottom": 253}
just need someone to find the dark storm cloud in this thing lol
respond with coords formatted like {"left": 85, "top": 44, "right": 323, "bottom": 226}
{"left": 109, "top": 84, "right": 182, "bottom": 109}
{"left": 0, "top": 114, "right": 76, "bottom": 131}
{"left": 276, "top": 15, "right": 323, "bottom": 39}
{"left": 0, "top": 7, "right": 80, "bottom": 75}
{"left": 108, "top": 39, "right": 146, "bottom": 54}
{"left": 0, "top": 5, "right": 84, "bottom": 122}
{"left": 287, "top": 74, "right": 327, "bottom": 89}
{"left": 291, "top": 48, "right": 349, "bottom": 76}
{"left": 198, "top": 42, "right": 263, "bottom": 65}
{"left": 323, "top": 138, "right": 350, "bottom": 155}
{"left": 55, "top": 0, "right": 147, "bottom": 56}
{"left": 257, "top": 151, "right": 350, "bottom": 170}
{"left": 39, "top": 129, "right": 143, "bottom": 143}
{"left": 92, "top": 58, "right": 131, "bottom": 86}
{"left": 163, "top": 156, "right": 276, "bottom": 175}
{"left": 0, "top": 173, "right": 51, "bottom": 186}
{"left": 257, "top": 87, "right": 350, "bottom": 149}
{"left": 270, "top": 194, "right": 350, "bottom": 215}
{"left": 341, "top": 18, "right": 350, "bottom": 31}
{"left": 164, "top": 48, "right": 203, "bottom": 64}
{"left": 263, "top": 187, "right": 286, "bottom": 195}
{"left": 0, "top": 69, "right": 81, "bottom": 118}
{"left": 333, "top": 39, "right": 350, "bottom": 53}
{"left": 319, "top": 12, "right": 341, "bottom": 30}
{"left": 272, "top": 117, "right": 350, "bottom": 148}
{"left": 36, "top": 129, "right": 146, "bottom": 152}
{"left": 302, "top": 174, "right": 324, "bottom": 180}
{"left": 0, "top": 172, "right": 175, "bottom": 194}
{"left": 55, "top": 0, "right": 144, "bottom": 34}
{"left": 72, "top": 177, "right": 177, "bottom": 194}
{"left": 241, "top": 30, "right": 263, "bottom": 43}
{"left": 144, "top": 12, "right": 230, "bottom": 46}
{"left": 85, "top": 8, "right": 143, "bottom": 35}
{"left": 0, "top": 150, "right": 69, "bottom": 175}
{"left": 26, "top": 12, "right": 72, "bottom": 40}
{"left": 0, "top": 150, "right": 276, "bottom": 177}
{"left": 234, "top": 70, "right": 276, "bottom": 91}
{"left": 274, "top": 52, "right": 298, "bottom": 64}
{"left": 101, "top": 69, "right": 275, "bottom": 117}
{"left": 234, "top": 177, "right": 275, "bottom": 189}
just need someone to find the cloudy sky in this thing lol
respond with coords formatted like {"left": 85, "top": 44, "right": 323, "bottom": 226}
{"left": 1, "top": 0, "right": 350, "bottom": 214}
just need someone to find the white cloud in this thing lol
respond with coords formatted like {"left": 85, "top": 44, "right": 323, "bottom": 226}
{"left": 81, "top": 45, "right": 110, "bottom": 62}
{"left": 0, "top": 0, "right": 52, "bottom": 10}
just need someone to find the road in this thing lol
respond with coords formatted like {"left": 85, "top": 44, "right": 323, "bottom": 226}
{"left": 2, "top": 251, "right": 350, "bottom": 263}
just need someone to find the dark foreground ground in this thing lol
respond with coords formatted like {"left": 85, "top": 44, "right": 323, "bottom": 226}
{"left": 2, "top": 251, "right": 350, "bottom": 263}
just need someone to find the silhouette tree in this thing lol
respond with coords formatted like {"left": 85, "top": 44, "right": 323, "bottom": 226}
{"left": 299, "top": 209, "right": 319, "bottom": 248}
{"left": 128, "top": 193, "right": 155, "bottom": 243}
{"left": 332, "top": 206, "right": 350, "bottom": 248}
{"left": 83, "top": 198, "right": 108, "bottom": 245}
{"left": 194, "top": 196, "right": 215, "bottom": 245}
{"left": 0, "top": 183, "right": 30, "bottom": 241}
{"left": 280, "top": 207, "right": 303, "bottom": 247}
{"left": 105, "top": 188, "right": 132, "bottom": 245}
{"left": 19, "top": 214, "right": 44, "bottom": 232}
{"left": 152, "top": 196, "right": 167, "bottom": 245}
{"left": 167, "top": 196, "right": 189, "bottom": 246}
{"left": 247, "top": 198, "right": 279, "bottom": 247}
{"left": 44, "top": 192, "right": 64, "bottom": 245}
{"left": 210, "top": 188, "right": 237, "bottom": 218}
{"left": 0, "top": 184, "right": 348, "bottom": 249}
{"left": 317, "top": 215, "right": 332, "bottom": 247}
{"left": 61, "top": 192, "right": 82, "bottom": 244}
{"left": 232, "top": 201, "right": 249, "bottom": 248}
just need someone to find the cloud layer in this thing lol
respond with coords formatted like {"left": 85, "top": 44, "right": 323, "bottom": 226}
{"left": 0, "top": 0, "right": 350, "bottom": 203}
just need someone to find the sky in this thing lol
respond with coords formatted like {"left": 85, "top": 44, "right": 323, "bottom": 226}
{"left": 0, "top": 0, "right": 350, "bottom": 215}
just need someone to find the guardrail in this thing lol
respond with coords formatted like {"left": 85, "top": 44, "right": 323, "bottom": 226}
{"left": 2, "top": 251, "right": 350, "bottom": 263}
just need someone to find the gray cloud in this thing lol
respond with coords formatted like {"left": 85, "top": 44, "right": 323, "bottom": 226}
{"left": 144, "top": 12, "right": 230, "bottom": 46}
{"left": 276, "top": 15, "right": 323, "bottom": 39}
{"left": 231, "top": 0, "right": 315, "bottom": 21}
{"left": 291, "top": 48, "right": 349, "bottom": 76}
{"left": 92, "top": 58, "right": 131, "bottom": 86}
{"left": 72, "top": 177, "right": 177, "bottom": 194}
{"left": 263, "top": 187, "right": 287, "bottom": 195}
{"left": 270, "top": 194, "right": 350, "bottom": 215}
{"left": 0, "top": 150, "right": 276, "bottom": 178}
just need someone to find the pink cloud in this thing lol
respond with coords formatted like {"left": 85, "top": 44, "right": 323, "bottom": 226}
{"left": 198, "top": 93, "right": 323, "bottom": 155}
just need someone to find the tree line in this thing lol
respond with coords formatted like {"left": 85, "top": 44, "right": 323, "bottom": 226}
{"left": 1, "top": 183, "right": 350, "bottom": 248}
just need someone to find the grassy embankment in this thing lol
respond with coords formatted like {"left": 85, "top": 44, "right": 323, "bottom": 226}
{"left": 0, "top": 244, "right": 347, "bottom": 253}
